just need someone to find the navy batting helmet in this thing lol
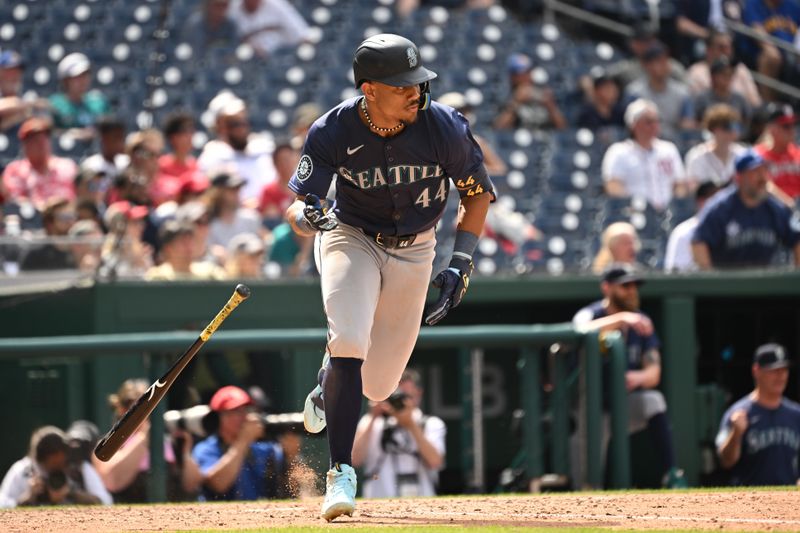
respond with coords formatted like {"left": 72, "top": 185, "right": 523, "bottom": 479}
{"left": 353, "top": 33, "right": 437, "bottom": 110}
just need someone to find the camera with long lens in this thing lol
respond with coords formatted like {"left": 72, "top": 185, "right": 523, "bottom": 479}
{"left": 44, "top": 470, "right": 68, "bottom": 491}
{"left": 164, "top": 405, "right": 305, "bottom": 441}
{"left": 386, "top": 390, "right": 409, "bottom": 411}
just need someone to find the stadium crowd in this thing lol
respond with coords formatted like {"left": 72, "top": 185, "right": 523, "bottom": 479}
{"left": 0, "top": 0, "right": 799, "bottom": 507}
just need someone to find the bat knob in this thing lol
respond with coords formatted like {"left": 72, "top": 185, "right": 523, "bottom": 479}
{"left": 235, "top": 284, "right": 251, "bottom": 299}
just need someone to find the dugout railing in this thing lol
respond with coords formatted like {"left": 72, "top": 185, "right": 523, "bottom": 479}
{"left": 0, "top": 325, "right": 629, "bottom": 502}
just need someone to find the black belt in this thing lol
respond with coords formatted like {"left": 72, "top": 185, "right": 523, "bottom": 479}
{"left": 364, "top": 230, "right": 417, "bottom": 249}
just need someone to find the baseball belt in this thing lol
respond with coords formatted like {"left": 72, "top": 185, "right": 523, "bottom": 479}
{"left": 364, "top": 230, "right": 417, "bottom": 249}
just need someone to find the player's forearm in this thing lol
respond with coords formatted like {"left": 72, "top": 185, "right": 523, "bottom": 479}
{"left": 93, "top": 433, "right": 148, "bottom": 492}
{"left": 181, "top": 455, "right": 203, "bottom": 493}
{"left": 676, "top": 16, "right": 709, "bottom": 39}
{"left": 286, "top": 199, "right": 317, "bottom": 237}
{"left": 203, "top": 443, "right": 249, "bottom": 493}
{"left": 408, "top": 424, "right": 444, "bottom": 470}
{"left": 692, "top": 242, "right": 713, "bottom": 270}
{"left": 718, "top": 431, "right": 743, "bottom": 469}
{"left": 604, "top": 179, "right": 628, "bottom": 197}
{"left": 577, "top": 313, "right": 630, "bottom": 334}
{"left": 456, "top": 192, "right": 491, "bottom": 236}
{"left": 639, "top": 363, "right": 661, "bottom": 389}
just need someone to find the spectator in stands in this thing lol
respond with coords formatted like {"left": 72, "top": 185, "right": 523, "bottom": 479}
{"left": 146, "top": 220, "right": 225, "bottom": 280}
{"left": 693, "top": 57, "right": 753, "bottom": 127}
{"left": 198, "top": 95, "right": 276, "bottom": 206}
{"left": 687, "top": 30, "right": 762, "bottom": 108}
{"left": 91, "top": 379, "right": 202, "bottom": 502}
{"left": 493, "top": 53, "right": 567, "bottom": 131}
{"left": 176, "top": 201, "right": 217, "bottom": 265}
{"left": 573, "top": 264, "right": 687, "bottom": 489}
{"left": 352, "top": 368, "right": 446, "bottom": 497}
{"left": 692, "top": 149, "right": 800, "bottom": 268}
{"left": 193, "top": 385, "right": 284, "bottom": 501}
{"left": 73, "top": 167, "right": 110, "bottom": 215}
{"left": 602, "top": 99, "right": 690, "bottom": 211}
{"left": 0, "top": 425, "right": 111, "bottom": 508}
{"left": 2, "top": 117, "right": 77, "bottom": 211}
{"left": 68, "top": 219, "right": 103, "bottom": 273}
{"left": 717, "top": 342, "right": 800, "bottom": 485}
{"left": 664, "top": 182, "right": 721, "bottom": 272}
{"left": 592, "top": 222, "right": 642, "bottom": 274}
{"left": 676, "top": 1, "right": 746, "bottom": 63}
{"left": 182, "top": 0, "right": 238, "bottom": 56}
{"left": 599, "top": 23, "right": 687, "bottom": 92}
{"left": 741, "top": 0, "right": 800, "bottom": 101}
{"left": 267, "top": 221, "right": 313, "bottom": 278}
{"left": 124, "top": 129, "right": 164, "bottom": 207}
{"left": 577, "top": 69, "right": 626, "bottom": 130}
{"left": 259, "top": 141, "right": 298, "bottom": 228}
{"left": 156, "top": 112, "right": 202, "bottom": 207}
{"left": 290, "top": 102, "right": 322, "bottom": 148}
{"left": 225, "top": 232, "right": 266, "bottom": 279}
{"left": 80, "top": 116, "right": 129, "bottom": 185}
{"left": 49, "top": 53, "right": 109, "bottom": 141}
{"left": 20, "top": 197, "right": 76, "bottom": 271}
{"left": 0, "top": 50, "right": 48, "bottom": 134}
{"left": 204, "top": 169, "right": 264, "bottom": 261}
{"left": 624, "top": 43, "right": 696, "bottom": 138}
{"left": 755, "top": 102, "right": 800, "bottom": 199}
{"left": 228, "top": 0, "right": 310, "bottom": 58}
{"left": 98, "top": 201, "right": 153, "bottom": 278}
{"left": 685, "top": 104, "right": 748, "bottom": 187}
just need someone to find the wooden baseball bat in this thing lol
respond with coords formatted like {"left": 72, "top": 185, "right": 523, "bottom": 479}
{"left": 94, "top": 284, "right": 251, "bottom": 462}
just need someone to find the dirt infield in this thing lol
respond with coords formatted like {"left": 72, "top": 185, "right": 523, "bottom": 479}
{"left": 3, "top": 490, "right": 799, "bottom": 531}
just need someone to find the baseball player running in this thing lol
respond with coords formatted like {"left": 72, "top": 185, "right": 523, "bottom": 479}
{"left": 284, "top": 34, "right": 493, "bottom": 521}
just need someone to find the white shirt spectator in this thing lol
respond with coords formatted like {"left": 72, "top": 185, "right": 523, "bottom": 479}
{"left": 228, "top": 0, "right": 310, "bottom": 56}
{"left": 602, "top": 138, "right": 687, "bottom": 210}
{"left": 684, "top": 141, "right": 746, "bottom": 186}
{"left": 80, "top": 153, "right": 130, "bottom": 182}
{"left": 664, "top": 216, "right": 699, "bottom": 272}
{"left": 0, "top": 456, "right": 113, "bottom": 508}
{"left": 208, "top": 207, "right": 262, "bottom": 249}
{"left": 356, "top": 409, "right": 446, "bottom": 498}
{"left": 198, "top": 135, "right": 277, "bottom": 204}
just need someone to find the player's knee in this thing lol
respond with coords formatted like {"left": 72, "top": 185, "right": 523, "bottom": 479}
{"left": 362, "top": 381, "right": 394, "bottom": 402}
{"left": 328, "top": 332, "right": 369, "bottom": 360}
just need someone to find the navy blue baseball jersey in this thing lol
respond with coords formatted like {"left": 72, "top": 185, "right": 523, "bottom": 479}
{"left": 573, "top": 300, "right": 661, "bottom": 372}
{"left": 288, "top": 97, "right": 493, "bottom": 236}
{"left": 715, "top": 395, "right": 800, "bottom": 486}
{"left": 692, "top": 185, "right": 800, "bottom": 268}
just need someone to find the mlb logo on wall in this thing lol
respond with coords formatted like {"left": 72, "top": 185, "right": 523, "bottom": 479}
{"left": 407, "top": 47, "right": 417, "bottom": 68}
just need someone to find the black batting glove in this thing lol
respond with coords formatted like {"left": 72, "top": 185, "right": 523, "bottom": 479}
{"left": 423, "top": 258, "right": 473, "bottom": 326}
{"left": 302, "top": 194, "right": 338, "bottom": 232}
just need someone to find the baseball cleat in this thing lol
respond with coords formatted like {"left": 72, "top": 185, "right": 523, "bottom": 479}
{"left": 303, "top": 384, "right": 326, "bottom": 433}
{"left": 321, "top": 463, "right": 357, "bottom": 522}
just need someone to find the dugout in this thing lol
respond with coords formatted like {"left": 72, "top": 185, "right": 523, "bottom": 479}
{"left": 0, "top": 270, "right": 798, "bottom": 492}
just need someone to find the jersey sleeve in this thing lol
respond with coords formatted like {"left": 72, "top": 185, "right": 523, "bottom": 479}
{"left": 779, "top": 207, "right": 800, "bottom": 248}
{"left": 439, "top": 110, "right": 495, "bottom": 201}
{"left": 288, "top": 122, "right": 338, "bottom": 198}
{"left": 693, "top": 202, "right": 724, "bottom": 246}
{"left": 601, "top": 142, "right": 625, "bottom": 182}
{"left": 715, "top": 405, "right": 734, "bottom": 450}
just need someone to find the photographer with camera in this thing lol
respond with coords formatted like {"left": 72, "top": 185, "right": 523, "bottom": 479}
{"left": 192, "top": 385, "right": 284, "bottom": 501}
{"left": 0, "top": 426, "right": 111, "bottom": 508}
{"left": 352, "top": 369, "right": 446, "bottom": 498}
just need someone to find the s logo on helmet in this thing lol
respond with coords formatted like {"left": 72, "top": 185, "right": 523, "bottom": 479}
{"left": 406, "top": 47, "right": 417, "bottom": 68}
{"left": 296, "top": 155, "right": 313, "bottom": 182}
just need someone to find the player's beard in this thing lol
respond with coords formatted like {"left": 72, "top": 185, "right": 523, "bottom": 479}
{"left": 399, "top": 102, "right": 421, "bottom": 125}
{"left": 228, "top": 134, "right": 248, "bottom": 152}
{"left": 609, "top": 289, "right": 639, "bottom": 312}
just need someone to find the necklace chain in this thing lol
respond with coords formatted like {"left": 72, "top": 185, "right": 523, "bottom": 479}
{"left": 361, "top": 98, "right": 404, "bottom": 133}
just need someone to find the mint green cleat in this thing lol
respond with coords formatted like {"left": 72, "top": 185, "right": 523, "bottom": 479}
{"left": 303, "top": 352, "right": 330, "bottom": 434}
{"left": 321, "top": 463, "right": 357, "bottom": 522}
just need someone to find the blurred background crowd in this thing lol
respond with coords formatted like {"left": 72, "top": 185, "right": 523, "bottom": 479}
{"left": 0, "top": 0, "right": 798, "bottom": 284}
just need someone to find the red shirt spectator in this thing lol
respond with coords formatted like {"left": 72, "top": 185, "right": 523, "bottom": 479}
{"left": 154, "top": 112, "right": 203, "bottom": 206}
{"left": 755, "top": 103, "right": 800, "bottom": 199}
{"left": 2, "top": 117, "right": 77, "bottom": 210}
{"left": 258, "top": 180, "right": 292, "bottom": 216}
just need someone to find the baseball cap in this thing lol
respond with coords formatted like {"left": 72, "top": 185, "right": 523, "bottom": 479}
{"left": 176, "top": 200, "right": 209, "bottom": 225}
{"left": 210, "top": 385, "right": 253, "bottom": 412}
{"left": 631, "top": 21, "right": 657, "bottom": 41}
{"left": 734, "top": 149, "right": 766, "bottom": 173}
{"left": 507, "top": 53, "right": 532, "bottom": 75}
{"left": 228, "top": 232, "right": 265, "bottom": 255}
{"left": 753, "top": 343, "right": 791, "bottom": 370}
{"left": 602, "top": 263, "right": 644, "bottom": 285}
{"left": 57, "top": 52, "right": 91, "bottom": 80}
{"left": 158, "top": 219, "right": 193, "bottom": 246}
{"left": 624, "top": 98, "right": 658, "bottom": 129}
{"left": 106, "top": 200, "right": 148, "bottom": 222}
{"left": 765, "top": 102, "right": 796, "bottom": 126}
{"left": 17, "top": 117, "right": 51, "bottom": 140}
{"left": 590, "top": 68, "right": 614, "bottom": 87}
{"left": 178, "top": 174, "right": 210, "bottom": 196}
{"left": 641, "top": 42, "right": 667, "bottom": 62}
{"left": 68, "top": 219, "right": 101, "bottom": 238}
{"left": 0, "top": 50, "right": 23, "bottom": 69}
{"left": 210, "top": 168, "right": 246, "bottom": 188}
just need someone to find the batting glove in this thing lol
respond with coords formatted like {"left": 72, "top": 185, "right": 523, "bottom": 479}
{"left": 302, "top": 194, "right": 339, "bottom": 232}
{"left": 424, "top": 260, "right": 473, "bottom": 326}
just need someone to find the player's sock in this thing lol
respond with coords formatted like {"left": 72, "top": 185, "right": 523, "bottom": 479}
{"left": 323, "top": 356, "right": 363, "bottom": 468}
{"left": 647, "top": 412, "right": 676, "bottom": 470}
